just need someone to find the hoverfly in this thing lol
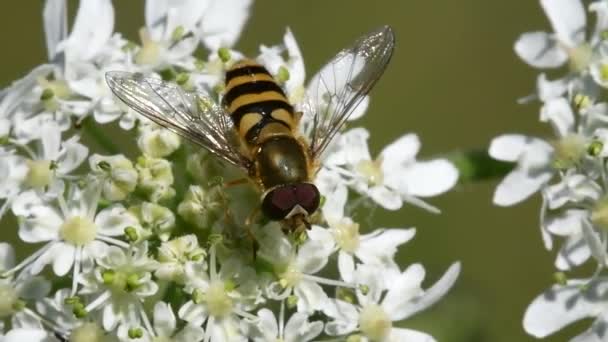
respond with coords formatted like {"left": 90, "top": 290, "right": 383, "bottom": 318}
{"left": 106, "top": 26, "right": 395, "bottom": 232}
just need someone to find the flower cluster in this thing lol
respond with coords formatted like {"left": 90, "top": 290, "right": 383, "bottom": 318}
{"left": 0, "top": 1, "right": 460, "bottom": 341}
{"left": 491, "top": 0, "right": 608, "bottom": 340}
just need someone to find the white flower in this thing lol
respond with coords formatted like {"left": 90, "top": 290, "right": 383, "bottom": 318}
{"left": 156, "top": 234, "right": 206, "bottom": 283}
{"left": 308, "top": 183, "right": 416, "bottom": 283}
{"left": 137, "top": 0, "right": 206, "bottom": 68}
{"left": 178, "top": 246, "right": 258, "bottom": 342}
{"left": 489, "top": 134, "right": 554, "bottom": 206}
{"left": 514, "top": 0, "right": 588, "bottom": 69}
{"left": 13, "top": 120, "right": 88, "bottom": 196}
{"left": 0, "top": 243, "right": 51, "bottom": 319}
{"left": 197, "top": 0, "right": 253, "bottom": 51}
{"left": 118, "top": 302, "right": 204, "bottom": 342}
{"left": 323, "top": 262, "right": 461, "bottom": 342}
{"left": 257, "top": 28, "right": 306, "bottom": 102}
{"left": 249, "top": 307, "right": 323, "bottom": 342}
{"left": 323, "top": 128, "right": 458, "bottom": 212}
{"left": 11, "top": 182, "right": 137, "bottom": 291}
{"left": 137, "top": 121, "right": 181, "bottom": 158}
{"left": 79, "top": 243, "right": 158, "bottom": 331}
{"left": 524, "top": 278, "right": 608, "bottom": 341}
{"left": 89, "top": 154, "right": 138, "bottom": 201}
{"left": 259, "top": 225, "right": 337, "bottom": 314}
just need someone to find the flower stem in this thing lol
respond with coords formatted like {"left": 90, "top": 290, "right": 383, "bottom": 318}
{"left": 81, "top": 117, "right": 120, "bottom": 155}
{"left": 446, "top": 149, "right": 514, "bottom": 183}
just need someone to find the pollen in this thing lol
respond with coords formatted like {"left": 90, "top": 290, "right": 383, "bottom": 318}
{"left": 0, "top": 284, "right": 18, "bottom": 318}
{"left": 358, "top": 304, "right": 392, "bottom": 341}
{"left": 551, "top": 134, "right": 587, "bottom": 170}
{"left": 205, "top": 281, "right": 234, "bottom": 317}
{"left": 332, "top": 219, "right": 361, "bottom": 253}
{"left": 25, "top": 159, "right": 53, "bottom": 188}
{"left": 135, "top": 28, "right": 161, "bottom": 65}
{"left": 356, "top": 158, "right": 384, "bottom": 186}
{"left": 60, "top": 216, "right": 98, "bottom": 246}
{"left": 69, "top": 322, "right": 105, "bottom": 342}
{"left": 592, "top": 198, "right": 608, "bottom": 230}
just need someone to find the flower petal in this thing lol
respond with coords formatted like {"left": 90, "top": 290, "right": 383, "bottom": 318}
{"left": 390, "top": 328, "right": 437, "bottom": 342}
{"left": 540, "top": 97, "right": 575, "bottom": 137}
{"left": 396, "top": 159, "right": 458, "bottom": 197}
{"left": 153, "top": 302, "right": 176, "bottom": 337}
{"left": 514, "top": 31, "right": 567, "bottom": 68}
{"left": 43, "top": 0, "right": 67, "bottom": 61}
{"left": 523, "top": 279, "right": 608, "bottom": 338}
{"left": 493, "top": 168, "right": 552, "bottom": 206}
{"left": 555, "top": 234, "right": 590, "bottom": 270}
{"left": 384, "top": 262, "right": 461, "bottom": 321}
{"left": 199, "top": 0, "right": 252, "bottom": 50}
{"left": 295, "top": 280, "right": 328, "bottom": 313}
{"left": 540, "top": 0, "right": 586, "bottom": 47}
{"left": 63, "top": 0, "right": 114, "bottom": 62}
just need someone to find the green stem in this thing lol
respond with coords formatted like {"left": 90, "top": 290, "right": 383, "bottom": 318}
{"left": 81, "top": 118, "right": 120, "bottom": 155}
{"left": 446, "top": 149, "right": 514, "bottom": 183}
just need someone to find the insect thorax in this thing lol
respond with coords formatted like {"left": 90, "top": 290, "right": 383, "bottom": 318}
{"left": 253, "top": 136, "right": 310, "bottom": 190}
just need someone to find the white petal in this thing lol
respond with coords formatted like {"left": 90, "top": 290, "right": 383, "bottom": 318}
{"left": 3, "top": 329, "right": 53, "bottom": 342}
{"left": 367, "top": 186, "right": 402, "bottom": 210}
{"left": 493, "top": 168, "right": 552, "bottom": 206}
{"left": 540, "top": 0, "right": 586, "bottom": 47}
{"left": 255, "top": 308, "right": 278, "bottom": 337}
{"left": 95, "top": 204, "right": 138, "bottom": 236}
{"left": 295, "top": 280, "right": 328, "bottom": 313}
{"left": 15, "top": 276, "right": 51, "bottom": 300}
{"left": 296, "top": 239, "right": 332, "bottom": 274}
{"left": 357, "top": 228, "right": 416, "bottom": 266}
{"left": 63, "top": 0, "right": 114, "bottom": 62}
{"left": 489, "top": 134, "right": 550, "bottom": 162}
{"left": 384, "top": 262, "right": 461, "bottom": 321}
{"left": 582, "top": 220, "right": 608, "bottom": 265}
{"left": 0, "top": 65, "right": 54, "bottom": 117}
{"left": 337, "top": 251, "right": 355, "bottom": 283}
{"left": 321, "top": 181, "right": 347, "bottom": 220}
{"left": 56, "top": 137, "right": 88, "bottom": 174}
{"left": 153, "top": 302, "right": 176, "bottom": 337}
{"left": 51, "top": 242, "right": 75, "bottom": 276}
{"left": 322, "top": 299, "right": 359, "bottom": 335}
{"left": 540, "top": 97, "right": 575, "bottom": 137}
{"left": 536, "top": 73, "right": 568, "bottom": 102}
{"left": 545, "top": 209, "right": 586, "bottom": 236}
{"left": 173, "top": 324, "right": 205, "bottom": 342}
{"left": 0, "top": 242, "right": 15, "bottom": 271}
{"left": 40, "top": 121, "right": 61, "bottom": 161}
{"left": 284, "top": 313, "right": 323, "bottom": 342}
{"left": 199, "top": 0, "right": 252, "bottom": 50}
{"left": 514, "top": 31, "right": 568, "bottom": 68}
{"left": 43, "top": 0, "right": 67, "bottom": 61}
{"left": 396, "top": 159, "right": 458, "bottom": 197}
{"left": 555, "top": 234, "right": 590, "bottom": 270}
{"left": 146, "top": 0, "right": 209, "bottom": 40}
{"left": 380, "top": 133, "right": 420, "bottom": 167}
{"left": 390, "top": 328, "right": 436, "bottom": 342}
{"left": 523, "top": 279, "right": 608, "bottom": 338}
{"left": 329, "top": 127, "right": 372, "bottom": 166}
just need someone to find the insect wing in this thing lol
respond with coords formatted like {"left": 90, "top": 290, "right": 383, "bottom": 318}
{"left": 105, "top": 71, "right": 247, "bottom": 169}
{"left": 302, "top": 25, "right": 395, "bottom": 159}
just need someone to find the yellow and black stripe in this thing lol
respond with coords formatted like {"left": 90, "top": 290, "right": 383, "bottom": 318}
{"left": 223, "top": 60, "right": 296, "bottom": 144}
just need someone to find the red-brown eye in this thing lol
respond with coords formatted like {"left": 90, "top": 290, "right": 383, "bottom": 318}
{"left": 261, "top": 184, "right": 321, "bottom": 220}
{"left": 294, "top": 183, "right": 320, "bottom": 215}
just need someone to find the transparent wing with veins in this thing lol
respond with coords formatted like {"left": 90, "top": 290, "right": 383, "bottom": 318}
{"left": 301, "top": 25, "right": 395, "bottom": 160}
{"left": 105, "top": 71, "right": 248, "bottom": 169}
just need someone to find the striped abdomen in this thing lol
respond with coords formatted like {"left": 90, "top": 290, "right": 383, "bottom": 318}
{"left": 222, "top": 60, "right": 297, "bottom": 145}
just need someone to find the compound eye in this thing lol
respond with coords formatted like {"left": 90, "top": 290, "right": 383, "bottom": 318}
{"left": 261, "top": 186, "right": 297, "bottom": 220}
{"left": 295, "top": 183, "right": 320, "bottom": 214}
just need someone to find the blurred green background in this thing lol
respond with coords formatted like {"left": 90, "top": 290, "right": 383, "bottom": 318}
{"left": 0, "top": 1, "right": 584, "bottom": 341}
